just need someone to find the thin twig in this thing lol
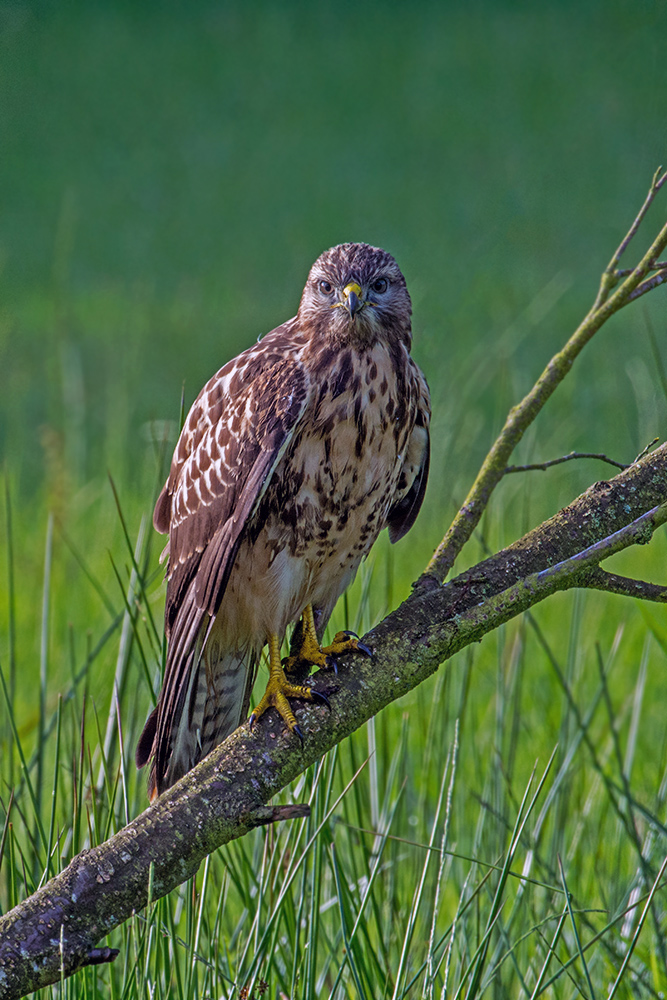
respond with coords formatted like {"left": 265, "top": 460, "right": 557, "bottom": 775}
{"left": 634, "top": 437, "right": 660, "bottom": 463}
{"left": 615, "top": 260, "right": 667, "bottom": 277}
{"left": 583, "top": 568, "right": 667, "bottom": 603}
{"left": 628, "top": 267, "right": 667, "bottom": 302}
{"left": 504, "top": 452, "right": 627, "bottom": 475}
{"left": 598, "top": 166, "right": 667, "bottom": 307}
{"left": 535, "top": 503, "right": 667, "bottom": 582}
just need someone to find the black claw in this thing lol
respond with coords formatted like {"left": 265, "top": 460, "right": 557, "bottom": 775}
{"left": 311, "top": 690, "right": 331, "bottom": 710}
{"left": 356, "top": 642, "right": 373, "bottom": 658}
{"left": 341, "top": 629, "right": 359, "bottom": 638}
{"left": 293, "top": 724, "right": 305, "bottom": 745}
{"left": 249, "top": 712, "right": 257, "bottom": 731}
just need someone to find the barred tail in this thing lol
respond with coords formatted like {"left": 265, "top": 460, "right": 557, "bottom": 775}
{"left": 138, "top": 627, "right": 256, "bottom": 801}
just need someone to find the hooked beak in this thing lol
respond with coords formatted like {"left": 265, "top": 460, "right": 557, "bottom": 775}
{"left": 342, "top": 281, "right": 364, "bottom": 317}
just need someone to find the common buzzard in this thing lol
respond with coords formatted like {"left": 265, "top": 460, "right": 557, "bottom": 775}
{"left": 136, "top": 243, "right": 431, "bottom": 800}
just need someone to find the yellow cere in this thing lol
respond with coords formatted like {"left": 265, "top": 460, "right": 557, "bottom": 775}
{"left": 343, "top": 282, "right": 363, "bottom": 299}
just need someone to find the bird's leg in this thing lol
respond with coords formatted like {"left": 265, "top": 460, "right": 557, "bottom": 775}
{"left": 250, "top": 633, "right": 328, "bottom": 740}
{"left": 285, "top": 604, "right": 372, "bottom": 673}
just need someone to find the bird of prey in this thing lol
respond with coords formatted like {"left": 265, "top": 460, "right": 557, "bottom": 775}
{"left": 136, "top": 242, "right": 431, "bottom": 801}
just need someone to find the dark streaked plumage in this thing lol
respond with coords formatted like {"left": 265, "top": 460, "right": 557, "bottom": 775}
{"left": 136, "top": 243, "right": 431, "bottom": 800}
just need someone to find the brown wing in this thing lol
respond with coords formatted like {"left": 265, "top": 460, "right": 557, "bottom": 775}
{"left": 138, "top": 323, "right": 312, "bottom": 784}
{"left": 387, "top": 364, "right": 431, "bottom": 544}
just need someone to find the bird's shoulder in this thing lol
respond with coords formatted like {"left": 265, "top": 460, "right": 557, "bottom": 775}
{"left": 154, "top": 319, "right": 311, "bottom": 535}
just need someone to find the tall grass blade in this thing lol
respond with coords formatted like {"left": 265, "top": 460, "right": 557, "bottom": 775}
{"left": 392, "top": 742, "right": 452, "bottom": 1000}
{"left": 241, "top": 757, "right": 370, "bottom": 989}
{"left": 97, "top": 515, "right": 148, "bottom": 789}
{"left": 329, "top": 841, "right": 368, "bottom": 1000}
{"left": 528, "top": 904, "right": 569, "bottom": 999}
{"left": 607, "top": 855, "right": 667, "bottom": 1000}
{"left": 3, "top": 475, "right": 17, "bottom": 787}
{"left": 40, "top": 694, "right": 63, "bottom": 888}
{"left": 558, "top": 854, "right": 596, "bottom": 1000}
{"left": 424, "top": 720, "right": 459, "bottom": 1000}
{"left": 328, "top": 772, "right": 406, "bottom": 999}
{"left": 37, "top": 512, "right": 54, "bottom": 827}
{"left": 0, "top": 662, "right": 48, "bottom": 866}
{"left": 461, "top": 746, "right": 558, "bottom": 1000}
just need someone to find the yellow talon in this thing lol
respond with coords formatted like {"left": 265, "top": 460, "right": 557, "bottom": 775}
{"left": 284, "top": 606, "right": 328, "bottom": 671}
{"left": 250, "top": 609, "right": 371, "bottom": 738}
{"left": 284, "top": 606, "right": 373, "bottom": 673}
{"left": 250, "top": 633, "right": 322, "bottom": 738}
{"left": 322, "top": 631, "right": 368, "bottom": 658}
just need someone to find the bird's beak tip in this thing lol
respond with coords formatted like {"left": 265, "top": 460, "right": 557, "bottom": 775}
{"left": 343, "top": 282, "right": 364, "bottom": 317}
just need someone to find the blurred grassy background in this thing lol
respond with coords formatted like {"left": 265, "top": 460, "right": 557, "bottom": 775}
{"left": 2, "top": 0, "right": 666, "bottom": 501}
{"left": 2, "top": 1, "right": 667, "bottom": 995}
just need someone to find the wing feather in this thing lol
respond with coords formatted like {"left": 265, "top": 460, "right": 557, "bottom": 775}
{"left": 141, "top": 323, "right": 313, "bottom": 792}
{"left": 387, "top": 366, "right": 431, "bottom": 543}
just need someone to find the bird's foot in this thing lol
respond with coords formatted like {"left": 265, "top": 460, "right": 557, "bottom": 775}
{"left": 249, "top": 663, "right": 329, "bottom": 741}
{"left": 285, "top": 627, "right": 373, "bottom": 674}
{"left": 322, "top": 630, "right": 373, "bottom": 661}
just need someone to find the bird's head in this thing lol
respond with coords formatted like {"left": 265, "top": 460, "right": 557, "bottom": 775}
{"left": 298, "top": 243, "right": 412, "bottom": 348}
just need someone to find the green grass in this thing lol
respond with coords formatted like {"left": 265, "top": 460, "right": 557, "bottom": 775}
{"left": 2, "top": 0, "right": 667, "bottom": 996}
{"left": 4, "top": 494, "right": 667, "bottom": 998}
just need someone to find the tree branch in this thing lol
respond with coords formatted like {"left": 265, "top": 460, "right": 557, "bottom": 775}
{"left": 421, "top": 168, "right": 667, "bottom": 587}
{"left": 1, "top": 446, "right": 666, "bottom": 999}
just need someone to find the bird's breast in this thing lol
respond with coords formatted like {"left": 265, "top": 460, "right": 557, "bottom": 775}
{"left": 275, "top": 343, "right": 414, "bottom": 556}
{"left": 220, "top": 342, "right": 417, "bottom": 645}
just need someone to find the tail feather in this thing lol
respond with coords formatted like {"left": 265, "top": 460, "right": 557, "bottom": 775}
{"left": 145, "top": 631, "right": 255, "bottom": 800}
{"left": 135, "top": 705, "right": 158, "bottom": 769}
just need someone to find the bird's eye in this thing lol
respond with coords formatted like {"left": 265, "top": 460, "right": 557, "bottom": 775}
{"left": 319, "top": 280, "right": 334, "bottom": 295}
{"left": 371, "top": 277, "right": 388, "bottom": 294}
